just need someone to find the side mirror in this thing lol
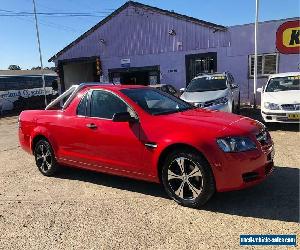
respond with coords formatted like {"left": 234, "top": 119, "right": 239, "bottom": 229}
{"left": 257, "top": 88, "right": 263, "bottom": 93}
{"left": 112, "top": 112, "right": 137, "bottom": 122}
{"left": 231, "top": 83, "right": 239, "bottom": 89}
{"left": 179, "top": 88, "right": 186, "bottom": 93}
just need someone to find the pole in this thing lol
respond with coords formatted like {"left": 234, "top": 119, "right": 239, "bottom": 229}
{"left": 253, "top": 0, "right": 259, "bottom": 109}
{"left": 32, "top": 0, "right": 47, "bottom": 107}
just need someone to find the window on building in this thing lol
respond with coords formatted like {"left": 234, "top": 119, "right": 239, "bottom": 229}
{"left": 249, "top": 53, "right": 278, "bottom": 77}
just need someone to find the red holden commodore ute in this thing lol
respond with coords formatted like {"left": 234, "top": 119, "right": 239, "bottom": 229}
{"left": 19, "top": 83, "right": 274, "bottom": 207}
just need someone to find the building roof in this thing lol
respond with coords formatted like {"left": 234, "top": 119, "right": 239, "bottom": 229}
{"left": 0, "top": 70, "right": 57, "bottom": 76}
{"left": 48, "top": 1, "right": 227, "bottom": 62}
{"left": 229, "top": 16, "right": 300, "bottom": 28}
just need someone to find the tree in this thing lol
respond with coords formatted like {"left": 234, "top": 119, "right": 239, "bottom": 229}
{"left": 31, "top": 66, "right": 41, "bottom": 70}
{"left": 8, "top": 65, "right": 21, "bottom": 70}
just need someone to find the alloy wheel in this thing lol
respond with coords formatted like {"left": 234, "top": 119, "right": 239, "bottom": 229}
{"left": 35, "top": 144, "right": 53, "bottom": 173}
{"left": 167, "top": 157, "right": 203, "bottom": 200}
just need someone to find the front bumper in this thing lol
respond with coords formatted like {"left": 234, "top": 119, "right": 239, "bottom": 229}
{"left": 208, "top": 142, "right": 274, "bottom": 192}
{"left": 261, "top": 110, "right": 300, "bottom": 123}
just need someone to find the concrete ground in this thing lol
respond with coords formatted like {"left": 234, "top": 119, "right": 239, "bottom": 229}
{"left": 0, "top": 110, "right": 299, "bottom": 250}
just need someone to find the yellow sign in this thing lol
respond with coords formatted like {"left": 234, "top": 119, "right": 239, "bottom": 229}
{"left": 282, "top": 27, "right": 300, "bottom": 48}
{"left": 276, "top": 20, "right": 300, "bottom": 54}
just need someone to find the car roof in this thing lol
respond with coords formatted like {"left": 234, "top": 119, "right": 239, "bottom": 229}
{"left": 269, "top": 72, "right": 300, "bottom": 78}
{"left": 79, "top": 83, "right": 148, "bottom": 91}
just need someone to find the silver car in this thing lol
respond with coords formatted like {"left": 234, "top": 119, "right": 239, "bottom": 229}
{"left": 180, "top": 72, "right": 240, "bottom": 113}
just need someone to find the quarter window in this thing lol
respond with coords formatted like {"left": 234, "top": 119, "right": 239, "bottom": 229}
{"left": 249, "top": 54, "right": 278, "bottom": 77}
{"left": 90, "top": 90, "right": 128, "bottom": 119}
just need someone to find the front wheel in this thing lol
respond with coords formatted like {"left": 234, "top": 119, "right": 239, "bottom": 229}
{"left": 161, "top": 150, "right": 215, "bottom": 208}
{"left": 34, "top": 139, "right": 59, "bottom": 176}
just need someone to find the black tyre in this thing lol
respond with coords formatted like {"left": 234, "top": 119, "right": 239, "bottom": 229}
{"left": 34, "top": 139, "right": 59, "bottom": 176}
{"left": 161, "top": 150, "right": 215, "bottom": 208}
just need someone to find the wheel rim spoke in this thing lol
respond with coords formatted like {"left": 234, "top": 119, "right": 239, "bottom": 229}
{"left": 186, "top": 180, "right": 202, "bottom": 199}
{"left": 36, "top": 154, "right": 43, "bottom": 160}
{"left": 45, "top": 160, "right": 51, "bottom": 170}
{"left": 174, "top": 181, "right": 185, "bottom": 198}
{"left": 45, "top": 150, "right": 51, "bottom": 157}
{"left": 39, "top": 145, "right": 44, "bottom": 154}
{"left": 168, "top": 169, "right": 183, "bottom": 180}
{"left": 175, "top": 157, "right": 185, "bottom": 175}
{"left": 188, "top": 166, "right": 202, "bottom": 178}
{"left": 40, "top": 161, "right": 46, "bottom": 172}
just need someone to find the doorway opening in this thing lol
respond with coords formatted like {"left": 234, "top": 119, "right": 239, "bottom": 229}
{"left": 57, "top": 56, "right": 101, "bottom": 91}
{"left": 185, "top": 52, "right": 217, "bottom": 85}
{"left": 109, "top": 66, "right": 160, "bottom": 85}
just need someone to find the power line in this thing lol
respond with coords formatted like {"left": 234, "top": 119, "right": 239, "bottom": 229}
{"left": 0, "top": 8, "right": 110, "bottom": 17}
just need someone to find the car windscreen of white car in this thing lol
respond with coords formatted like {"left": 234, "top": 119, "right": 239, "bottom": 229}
{"left": 186, "top": 76, "right": 227, "bottom": 92}
{"left": 265, "top": 76, "right": 300, "bottom": 92}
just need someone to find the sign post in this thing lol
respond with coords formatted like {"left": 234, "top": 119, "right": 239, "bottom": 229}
{"left": 253, "top": 0, "right": 259, "bottom": 109}
{"left": 32, "top": 0, "right": 47, "bottom": 107}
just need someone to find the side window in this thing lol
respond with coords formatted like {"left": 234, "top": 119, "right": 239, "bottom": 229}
{"left": 90, "top": 90, "right": 128, "bottom": 119}
{"left": 77, "top": 92, "right": 88, "bottom": 116}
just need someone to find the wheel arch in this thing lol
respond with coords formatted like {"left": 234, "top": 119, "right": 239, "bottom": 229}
{"left": 31, "top": 134, "right": 49, "bottom": 153}
{"left": 157, "top": 143, "right": 210, "bottom": 183}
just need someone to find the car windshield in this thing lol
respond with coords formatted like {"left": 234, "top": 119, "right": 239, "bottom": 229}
{"left": 186, "top": 76, "right": 227, "bottom": 92}
{"left": 121, "top": 88, "right": 194, "bottom": 115}
{"left": 265, "top": 76, "right": 300, "bottom": 92}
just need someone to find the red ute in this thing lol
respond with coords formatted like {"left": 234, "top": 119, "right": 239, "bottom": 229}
{"left": 19, "top": 83, "right": 274, "bottom": 207}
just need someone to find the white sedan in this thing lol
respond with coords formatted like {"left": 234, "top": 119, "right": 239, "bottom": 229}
{"left": 257, "top": 72, "right": 300, "bottom": 123}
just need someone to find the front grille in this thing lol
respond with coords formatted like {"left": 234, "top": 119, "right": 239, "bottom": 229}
{"left": 281, "top": 104, "right": 300, "bottom": 111}
{"left": 204, "top": 100, "right": 215, "bottom": 107}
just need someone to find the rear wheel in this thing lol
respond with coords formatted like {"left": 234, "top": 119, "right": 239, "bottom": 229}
{"left": 161, "top": 150, "right": 215, "bottom": 208}
{"left": 34, "top": 139, "right": 59, "bottom": 176}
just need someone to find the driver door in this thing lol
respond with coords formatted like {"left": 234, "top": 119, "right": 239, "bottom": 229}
{"left": 76, "top": 89, "right": 145, "bottom": 174}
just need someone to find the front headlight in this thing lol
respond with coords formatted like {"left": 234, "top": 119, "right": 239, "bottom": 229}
{"left": 264, "top": 102, "right": 280, "bottom": 110}
{"left": 216, "top": 137, "right": 257, "bottom": 152}
{"left": 212, "top": 96, "right": 228, "bottom": 106}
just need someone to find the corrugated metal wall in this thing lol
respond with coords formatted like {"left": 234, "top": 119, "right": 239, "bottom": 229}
{"left": 55, "top": 6, "right": 230, "bottom": 62}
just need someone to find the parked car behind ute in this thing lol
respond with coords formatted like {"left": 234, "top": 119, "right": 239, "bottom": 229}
{"left": 19, "top": 83, "right": 274, "bottom": 207}
{"left": 258, "top": 72, "right": 300, "bottom": 123}
{"left": 180, "top": 72, "right": 240, "bottom": 113}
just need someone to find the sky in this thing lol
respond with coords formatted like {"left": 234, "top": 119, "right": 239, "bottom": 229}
{"left": 0, "top": 0, "right": 299, "bottom": 70}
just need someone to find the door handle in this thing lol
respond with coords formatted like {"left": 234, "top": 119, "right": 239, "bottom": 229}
{"left": 86, "top": 123, "right": 97, "bottom": 129}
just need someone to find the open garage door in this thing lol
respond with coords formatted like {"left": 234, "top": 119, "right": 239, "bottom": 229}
{"left": 108, "top": 66, "right": 160, "bottom": 85}
{"left": 58, "top": 57, "right": 101, "bottom": 91}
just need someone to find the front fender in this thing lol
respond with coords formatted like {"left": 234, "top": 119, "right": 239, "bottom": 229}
{"left": 149, "top": 131, "right": 218, "bottom": 179}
